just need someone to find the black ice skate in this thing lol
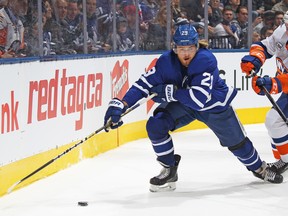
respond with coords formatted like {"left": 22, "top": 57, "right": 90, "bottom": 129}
{"left": 252, "top": 161, "right": 283, "bottom": 183}
{"left": 150, "top": 154, "right": 181, "bottom": 192}
{"left": 267, "top": 159, "right": 288, "bottom": 174}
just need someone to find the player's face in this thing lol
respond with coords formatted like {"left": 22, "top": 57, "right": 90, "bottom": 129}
{"left": 176, "top": 45, "right": 197, "bottom": 67}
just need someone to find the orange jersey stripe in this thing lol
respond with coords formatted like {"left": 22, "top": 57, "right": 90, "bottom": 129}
{"left": 276, "top": 73, "right": 288, "bottom": 93}
{"left": 272, "top": 149, "right": 281, "bottom": 160}
{"left": 250, "top": 44, "right": 266, "bottom": 64}
{"left": 276, "top": 143, "right": 288, "bottom": 155}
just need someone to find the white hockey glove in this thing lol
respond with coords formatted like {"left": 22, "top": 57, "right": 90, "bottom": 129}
{"left": 151, "top": 84, "right": 177, "bottom": 103}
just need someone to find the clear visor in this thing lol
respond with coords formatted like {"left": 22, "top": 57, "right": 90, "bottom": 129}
{"left": 173, "top": 45, "right": 197, "bottom": 54}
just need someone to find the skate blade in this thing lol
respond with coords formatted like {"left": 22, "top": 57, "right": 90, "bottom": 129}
{"left": 282, "top": 170, "right": 288, "bottom": 179}
{"left": 149, "top": 182, "right": 176, "bottom": 192}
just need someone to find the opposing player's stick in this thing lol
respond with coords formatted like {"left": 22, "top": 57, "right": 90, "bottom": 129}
{"left": 260, "top": 86, "right": 288, "bottom": 125}
{"left": 7, "top": 93, "right": 157, "bottom": 193}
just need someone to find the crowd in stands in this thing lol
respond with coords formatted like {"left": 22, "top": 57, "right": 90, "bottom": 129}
{"left": 0, "top": 0, "right": 288, "bottom": 58}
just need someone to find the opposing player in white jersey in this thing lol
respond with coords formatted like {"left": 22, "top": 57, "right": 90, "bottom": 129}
{"left": 241, "top": 11, "right": 288, "bottom": 175}
{"left": 104, "top": 24, "right": 283, "bottom": 192}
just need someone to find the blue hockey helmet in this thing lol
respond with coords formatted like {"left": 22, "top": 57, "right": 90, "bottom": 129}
{"left": 173, "top": 24, "right": 199, "bottom": 46}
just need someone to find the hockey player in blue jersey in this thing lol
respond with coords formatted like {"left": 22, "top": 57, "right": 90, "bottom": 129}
{"left": 103, "top": 24, "right": 283, "bottom": 192}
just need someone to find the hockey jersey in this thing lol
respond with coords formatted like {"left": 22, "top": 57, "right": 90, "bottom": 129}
{"left": 123, "top": 48, "right": 237, "bottom": 113}
{"left": 261, "top": 23, "right": 288, "bottom": 75}
{"left": 253, "top": 23, "right": 288, "bottom": 93}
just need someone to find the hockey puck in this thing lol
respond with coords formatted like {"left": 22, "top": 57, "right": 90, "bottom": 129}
{"left": 78, "top": 201, "right": 88, "bottom": 206}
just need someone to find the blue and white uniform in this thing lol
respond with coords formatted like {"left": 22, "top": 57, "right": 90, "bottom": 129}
{"left": 123, "top": 47, "right": 262, "bottom": 171}
{"left": 124, "top": 49, "right": 236, "bottom": 113}
{"left": 104, "top": 23, "right": 284, "bottom": 186}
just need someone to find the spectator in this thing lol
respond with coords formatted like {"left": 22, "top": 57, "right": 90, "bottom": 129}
{"left": 180, "top": 0, "right": 205, "bottom": 22}
{"left": 65, "top": 0, "right": 82, "bottom": 29}
{"left": 224, "top": 0, "right": 241, "bottom": 19}
{"left": 25, "top": 16, "right": 47, "bottom": 56}
{"left": 158, "top": 0, "right": 167, "bottom": 8}
{"left": 77, "top": 0, "right": 83, "bottom": 11}
{"left": 251, "top": 11, "right": 263, "bottom": 29}
{"left": 42, "top": 0, "right": 57, "bottom": 55}
{"left": 260, "top": 25, "right": 274, "bottom": 40}
{"left": 207, "top": 5, "right": 217, "bottom": 36}
{"left": 245, "top": 0, "right": 281, "bottom": 12}
{"left": 139, "top": 0, "right": 159, "bottom": 22}
{"left": 0, "top": 0, "right": 7, "bottom": 8}
{"left": 55, "top": 0, "right": 68, "bottom": 25}
{"left": 0, "top": 0, "right": 28, "bottom": 58}
{"left": 209, "top": 0, "right": 223, "bottom": 27}
{"left": 252, "top": 31, "right": 261, "bottom": 42}
{"left": 254, "top": 10, "right": 275, "bottom": 34}
{"left": 272, "top": 0, "right": 288, "bottom": 13}
{"left": 42, "top": 0, "right": 71, "bottom": 54}
{"left": 230, "top": 5, "right": 248, "bottom": 48}
{"left": 263, "top": 0, "right": 281, "bottom": 10}
{"left": 86, "top": 0, "right": 97, "bottom": 41}
{"left": 251, "top": 0, "right": 265, "bottom": 15}
{"left": 65, "top": 0, "right": 83, "bottom": 42}
{"left": 70, "top": 0, "right": 110, "bottom": 53}
{"left": 109, "top": 16, "right": 134, "bottom": 52}
{"left": 240, "top": 0, "right": 276, "bottom": 16}
{"left": 53, "top": 0, "right": 78, "bottom": 54}
{"left": 193, "top": 21, "right": 205, "bottom": 40}
{"left": 213, "top": 6, "right": 239, "bottom": 48}
{"left": 122, "top": 2, "right": 144, "bottom": 49}
{"left": 273, "top": 10, "right": 284, "bottom": 29}
{"left": 174, "top": 17, "right": 189, "bottom": 26}
{"left": 96, "top": 0, "right": 112, "bottom": 42}
{"left": 172, "top": 0, "right": 186, "bottom": 22}
{"left": 44, "top": 0, "right": 53, "bottom": 22}
{"left": 145, "top": 6, "right": 169, "bottom": 50}
{"left": 85, "top": 0, "right": 104, "bottom": 53}
{"left": 116, "top": 0, "right": 125, "bottom": 17}
{"left": 23, "top": 0, "right": 52, "bottom": 56}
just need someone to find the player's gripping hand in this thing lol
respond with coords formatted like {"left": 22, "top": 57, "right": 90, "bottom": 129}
{"left": 241, "top": 55, "right": 262, "bottom": 76}
{"left": 104, "top": 98, "right": 127, "bottom": 132}
{"left": 252, "top": 75, "right": 282, "bottom": 95}
{"left": 151, "top": 84, "right": 177, "bottom": 103}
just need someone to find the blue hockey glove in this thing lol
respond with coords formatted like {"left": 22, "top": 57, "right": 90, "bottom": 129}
{"left": 252, "top": 75, "right": 282, "bottom": 95}
{"left": 151, "top": 84, "right": 177, "bottom": 103}
{"left": 241, "top": 55, "right": 262, "bottom": 76}
{"left": 104, "top": 98, "right": 127, "bottom": 132}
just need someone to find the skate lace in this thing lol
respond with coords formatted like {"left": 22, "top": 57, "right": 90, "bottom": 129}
{"left": 272, "top": 160, "right": 286, "bottom": 169}
{"left": 264, "top": 169, "right": 276, "bottom": 181}
{"left": 156, "top": 168, "right": 170, "bottom": 179}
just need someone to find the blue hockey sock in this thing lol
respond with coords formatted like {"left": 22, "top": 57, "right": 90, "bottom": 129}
{"left": 228, "top": 137, "right": 262, "bottom": 171}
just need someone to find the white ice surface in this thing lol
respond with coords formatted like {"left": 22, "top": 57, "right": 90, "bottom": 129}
{"left": 1, "top": 124, "right": 288, "bottom": 216}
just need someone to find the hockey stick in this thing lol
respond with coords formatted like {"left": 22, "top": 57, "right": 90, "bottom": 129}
{"left": 249, "top": 70, "right": 288, "bottom": 124}
{"left": 260, "top": 86, "right": 288, "bottom": 125}
{"left": 7, "top": 93, "right": 157, "bottom": 193}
